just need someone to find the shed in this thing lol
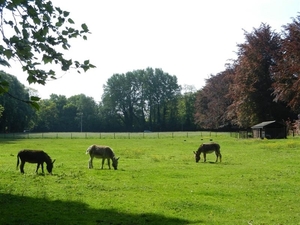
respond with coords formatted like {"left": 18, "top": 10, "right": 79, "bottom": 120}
{"left": 251, "top": 120, "right": 287, "bottom": 139}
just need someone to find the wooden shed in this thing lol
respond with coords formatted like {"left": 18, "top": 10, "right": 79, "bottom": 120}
{"left": 251, "top": 120, "right": 287, "bottom": 139}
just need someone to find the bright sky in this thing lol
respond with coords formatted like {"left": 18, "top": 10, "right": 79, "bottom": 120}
{"left": 5, "top": 0, "right": 300, "bottom": 102}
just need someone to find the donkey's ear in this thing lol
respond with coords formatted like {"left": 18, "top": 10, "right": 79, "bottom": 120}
{"left": 193, "top": 151, "right": 196, "bottom": 154}
{"left": 52, "top": 159, "right": 56, "bottom": 164}
{"left": 116, "top": 157, "right": 120, "bottom": 160}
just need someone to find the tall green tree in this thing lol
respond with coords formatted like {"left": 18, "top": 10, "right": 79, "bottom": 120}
{"left": 144, "top": 68, "right": 181, "bottom": 131}
{"left": 102, "top": 72, "right": 144, "bottom": 131}
{"left": 34, "top": 99, "right": 58, "bottom": 131}
{"left": 177, "top": 89, "right": 197, "bottom": 131}
{"left": 0, "top": 71, "right": 35, "bottom": 132}
{"left": 102, "top": 68, "right": 181, "bottom": 132}
{"left": 0, "top": 0, "right": 95, "bottom": 108}
{"left": 68, "top": 94, "right": 99, "bottom": 132}
{"left": 34, "top": 94, "right": 99, "bottom": 132}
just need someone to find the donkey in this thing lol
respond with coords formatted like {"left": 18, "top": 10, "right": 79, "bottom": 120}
{"left": 16, "top": 150, "right": 55, "bottom": 174}
{"left": 193, "top": 142, "right": 222, "bottom": 163}
{"left": 86, "top": 145, "right": 119, "bottom": 170}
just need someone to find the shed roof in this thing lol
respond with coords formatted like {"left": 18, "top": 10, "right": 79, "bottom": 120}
{"left": 251, "top": 120, "right": 279, "bottom": 129}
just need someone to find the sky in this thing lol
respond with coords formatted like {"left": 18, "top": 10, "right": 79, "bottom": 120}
{"left": 5, "top": 0, "right": 300, "bottom": 102}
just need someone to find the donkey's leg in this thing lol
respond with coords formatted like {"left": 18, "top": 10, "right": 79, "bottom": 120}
{"left": 107, "top": 158, "right": 111, "bottom": 169}
{"left": 41, "top": 162, "right": 44, "bottom": 173}
{"left": 203, "top": 153, "right": 207, "bottom": 162}
{"left": 88, "top": 157, "right": 93, "bottom": 169}
{"left": 20, "top": 161, "right": 25, "bottom": 174}
{"left": 36, "top": 163, "right": 40, "bottom": 173}
{"left": 101, "top": 158, "right": 105, "bottom": 169}
{"left": 219, "top": 152, "right": 222, "bottom": 162}
{"left": 215, "top": 152, "right": 218, "bottom": 162}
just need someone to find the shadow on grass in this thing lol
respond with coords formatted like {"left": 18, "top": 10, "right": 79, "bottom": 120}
{"left": 0, "top": 193, "right": 202, "bottom": 225}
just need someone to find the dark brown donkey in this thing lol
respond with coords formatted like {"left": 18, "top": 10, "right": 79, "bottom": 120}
{"left": 17, "top": 150, "right": 55, "bottom": 174}
{"left": 193, "top": 142, "right": 222, "bottom": 163}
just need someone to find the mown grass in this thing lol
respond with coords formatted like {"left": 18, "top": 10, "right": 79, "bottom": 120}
{"left": 0, "top": 134, "right": 299, "bottom": 224}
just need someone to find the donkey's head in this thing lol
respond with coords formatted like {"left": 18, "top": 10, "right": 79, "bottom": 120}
{"left": 112, "top": 157, "right": 119, "bottom": 170}
{"left": 46, "top": 159, "right": 56, "bottom": 174}
{"left": 193, "top": 151, "right": 200, "bottom": 163}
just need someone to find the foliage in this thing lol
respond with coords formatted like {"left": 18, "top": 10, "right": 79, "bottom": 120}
{"left": 272, "top": 14, "right": 300, "bottom": 112}
{"left": 0, "top": 0, "right": 95, "bottom": 108}
{"left": 1, "top": 134, "right": 300, "bottom": 224}
{"left": 194, "top": 67, "right": 234, "bottom": 129}
{"left": 102, "top": 68, "right": 182, "bottom": 131}
{"left": 195, "top": 18, "right": 300, "bottom": 129}
{"left": 0, "top": 104, "right": 3, "bottom": 117}
{"left": 229, "top": 23, "right": 283, "bottom": 127}
{"left": 0, "top": 71, "right": 35, "bottom": 132}
{"left": 34, "top": 94, "right": 99, "bottom": 132}
{"left": 176, "top": 87, "right": 197, "bottom": 131}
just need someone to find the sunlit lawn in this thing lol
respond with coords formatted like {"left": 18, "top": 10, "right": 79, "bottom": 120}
{"left": 0, "top": 133, "right": 299, "bottom": 224}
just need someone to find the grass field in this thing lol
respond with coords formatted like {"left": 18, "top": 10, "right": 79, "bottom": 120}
{"left": 0, "top": 133, "right": 299, "bottom": 225}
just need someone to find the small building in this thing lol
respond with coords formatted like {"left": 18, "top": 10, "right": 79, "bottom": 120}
{"left": 251, "top": 120, "right": 287, "bottom": 139}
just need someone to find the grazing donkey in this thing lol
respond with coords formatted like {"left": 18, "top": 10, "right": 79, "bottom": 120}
{"left": 86, "top": 145, "right": 119, "bottom": 170}
{"left": 17, "top": 150, "right": 55, "bottom": 174}
{"left": 193, "top": 142, "right": 222, "bottom": 163}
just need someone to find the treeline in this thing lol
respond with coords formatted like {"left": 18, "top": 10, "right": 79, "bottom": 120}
{"left": 194, "top": 15, "right": 300, "bottom": 129}
{"left": 1, "top": 14, "right": 300, "bottom": 132}
{"left": 0, "top": 68, "right": 197, "bottom": 132}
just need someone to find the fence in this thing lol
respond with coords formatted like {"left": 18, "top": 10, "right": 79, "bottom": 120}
{"left": 0, "top": 131, "right": 238, "bottom": 139}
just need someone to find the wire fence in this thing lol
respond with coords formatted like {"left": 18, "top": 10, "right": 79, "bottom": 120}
{"left": 0, "top": 131, "right": 239, "bottom": 139}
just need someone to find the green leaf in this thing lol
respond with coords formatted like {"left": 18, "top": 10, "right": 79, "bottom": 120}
{"left": 0, "top": 58, "right": 11, "bottom": 67}
{"left": 30, "top": 96, "right": 41, "bottom": 101}
{"left": 68, "top": 18, "right": 74, "bottom": 24}
{"left": 63, "top": 11, "right": 70, "bottom": 17}
{"left": 62, "top": 30, "right": 68, "bottom": 35}
{"left": 0, "top": 79, "right": 9, "bottom": 93}
{"left": 81, "top": 23, "right": 89, "bottom": 32}
{"left": 14, "top": 26, "right": 20, "bottom": 34}
{"left": 33, "top": 17, "right": 41, "bottom": 25}
{"left": 42, "top": 54, "right": 53, "bottom": 64}
{"left": 29, "top": 101, "right": 40, "bottom": 110}
{"left": 4, "top": 49, "right": 13, "bottom": 59}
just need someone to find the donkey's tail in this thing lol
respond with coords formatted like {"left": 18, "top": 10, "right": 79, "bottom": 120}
{"left": 16, "top": 153, "right": 20, "bottom": 170}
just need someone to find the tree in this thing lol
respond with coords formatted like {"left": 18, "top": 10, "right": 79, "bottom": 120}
{"left": 68, "top": 94, "right": 99, "bottom": 132}
{"left": 176, "top": 85, "right": 197, "bottom": 131}
{"left": 228, "top": 23, "right": 285, "bottom": 128}
{"left": 0, "top": 104, "right": 3, "bottom": 118}
{"left": 0, "top": 71, "right": 35, "bottom": 132}
{"left": 194, "top": 68, "right": 233, "bottom": 129}
{"left": 273, "top": 14, "right": 300, "bottom": 112}
{"left": 0, "top": 0, "right": 95, "bottom": 108}
{"left": 143, "top": 68, "right": 181, "bottom": 131}
{"left": 102, "top": 68, "right": 181, "bottom": 132}
{"left": 102, "top": 72, "right": 144, "bottom": 131}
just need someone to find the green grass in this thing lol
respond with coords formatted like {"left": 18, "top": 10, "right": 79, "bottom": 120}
{"left": 0, "top": 134, "right": 300, "bottom": 224}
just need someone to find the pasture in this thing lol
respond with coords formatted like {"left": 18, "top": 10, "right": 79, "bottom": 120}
{"left": 0, "top": 132, "right": 299, "bottom": 224}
